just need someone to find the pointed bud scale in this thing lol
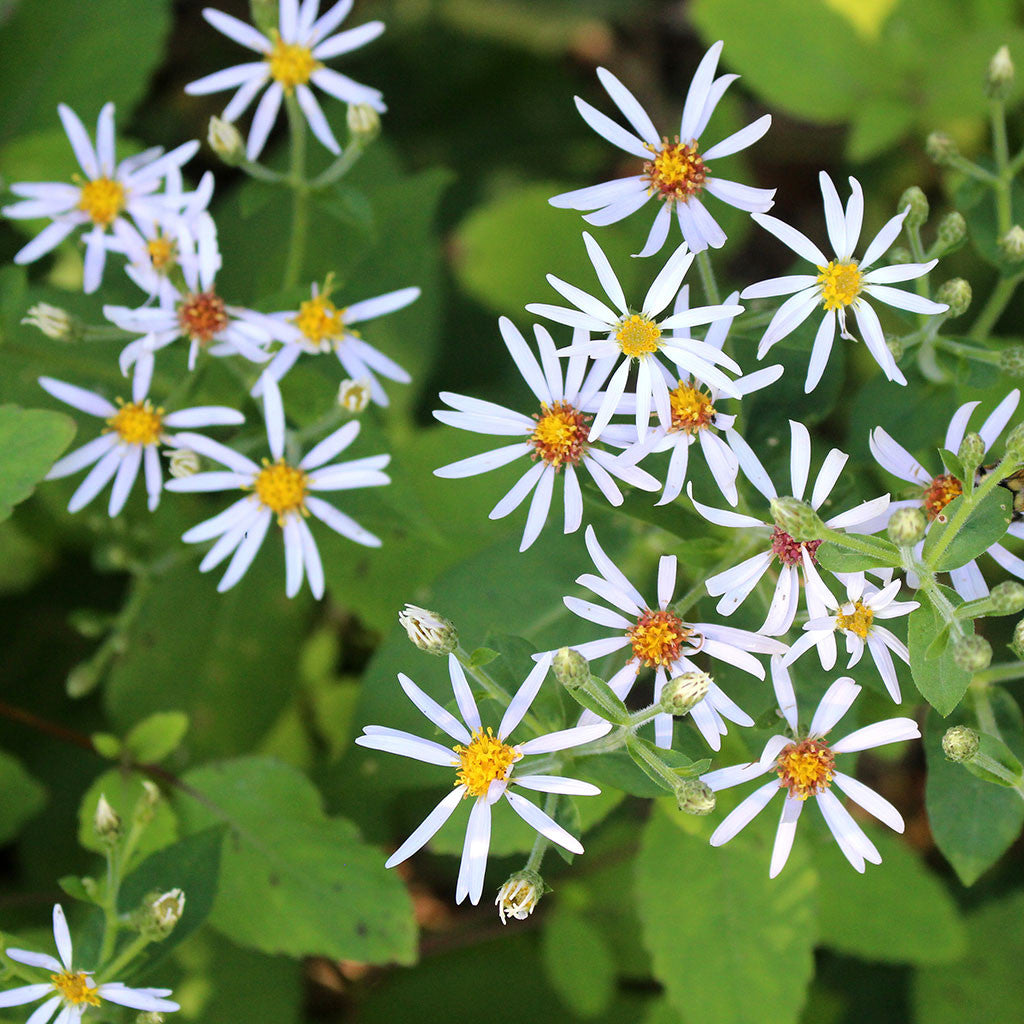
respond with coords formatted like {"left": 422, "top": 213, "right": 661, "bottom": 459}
{"left": 660, "top": 670, "right": 712, "bottom": 716}
{"left": 769, "top": 496, "right": 826, "bottom": 543}
{"left": 1000, "top": 226, "right": 1024, "bottom": 263}
{"left": 1012, "top": 619, "right": 1024, "bottom": 659}
{"left": 552, "top": 647, "right": 591, "bottom": 690}
{"left": 990, "top": 581, "right": 1024, "bottom": 616}
{"left": 958, "top": 431, "right": 986, "bottom": 474}
{"left": 926, "top": 132, "right": 959, "bottom": 166}
{"left": 1000, "top": 346, "right": 1024, "bottom": 378}
{"left": 675, "top": 778, "right": 715, "bottom": 816}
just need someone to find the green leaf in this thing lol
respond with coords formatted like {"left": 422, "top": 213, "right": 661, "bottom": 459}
{"left": 540, "top": 909, "right": 615, "bottom": 1018}
{"left": 123, "top": 711, "right": 189, "bottom": 764}
{"left": 635, "top": 807, "right": 817, "bottom": 1024}
{"left": 921, "top": 490, "right": 1011, "bottom": 571}
{"left": 908, "top": 588, "right": 973, "bottom": 715}
{"left": 177, "top": 757, "right": 416, "bottom": 965}
{"left": 0, "top": 747, "right": 45, "bottom": 843}
{"left": 0, "top": 405, "right": 76, "bottom": 523}
{"left": 577, "top": 749, "right": 708, "bottom": 798}
{"left": 962, "top": 731, "right": 1024, "bottom": 788}
{"left": 816, "top": 830, "right": 966, "bottom": 964}
{"left": 924, "top": 692, "right": 1024, "bottom": 884}
{"left": 938, "top": 448, "right": 966, "bottom": 481}
{"left": 77, "top": 769, "right": 178, "bottom": 859}
{"left": 90, "top": 733, "right": 122, "bottom": 760}
{"left": 815, "top": 538, "right": 901, "bottom": 572}
{"left": 467, "top": 646, "right": 499, "bottom": 668}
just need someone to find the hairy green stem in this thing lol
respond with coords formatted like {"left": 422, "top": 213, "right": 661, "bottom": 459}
{"left": 523, "top": 792, "right": 559, "bottom": 873}
{"left": 696, "top": 250, "right": 721, "bottom": 306}
{"left": 282, "top": 94, "right": 310, "bottom": 289}
{"left": 970, "top": 272, "right": 1024, "bottom": 340}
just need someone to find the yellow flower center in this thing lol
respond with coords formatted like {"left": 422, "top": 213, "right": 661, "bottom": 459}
{"left": 669, "top": 382, "right": 716, "bottom": 433}
{"left": 817, "top": 260, "right": 863, "bottom": 311}
{"left": 530, "top": 401, "right": 589, "bottom": 469}
{"left": 254, "top": 459, "right": 308, "bottom": 522}
{"left": 106, "top": 399, "right": 164, "bottom": 446}
{"left": 775, "top": 739, "right": 835, "bottom": 800}
{"left": 835, "top": 599, "right": 875, "bottom": 639}
{"left": 78, "top": 177, "right": 125, "bottom": 226}
{"left": 293, "top": 293, "right": 345, "bottom": 350}
{"left": 643, "top": 138, "right": 707, "bottom": 202}
{"left": 616, "top": 314, "right": 661, "bottom": 358}
{"left": 267, "top": 34, "right": 321, "bottom": 91}
{"left": 147, "top": 234, "right": 177, "bottom": 273}
{"left": 454, "top": 728, "right": 520, "bottom": 798}
{"left": 178, "top": 290, "right": 229, "bottom": 344}
{"left": 627, "top": 609, "right": 699, "bottom": 668}
{"left": 922, "top": 473, "right": 963, "bottom": 520}
{"left": 51, "top": 971, "right": 101, "bottom": 1007}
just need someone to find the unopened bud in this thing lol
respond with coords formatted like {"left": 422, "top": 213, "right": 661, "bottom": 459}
{"left": 1011, "top": 618, "right": 1024, "bottom": 659}
{"left": 207, "top": 116, "right": 245, "bottom": 165}
{"left": 338, "top": 378, "right": 371, "bottom": 413}
{"left": 165, "top": 447, "right": 200, "bottom": 479}
{"left": 398, "top": 604, "right": 457, "bottom": 655}
{"left": 140, "top": 888, "right": 185, "bottom": 937}
{"left": 886, "top": 335, "right": 904, "bottom": 362}
{"left": 495, "top": 870, "right": 544, "bottom": 924}
{"left": 887, "top": 246, "right": 913, "bottom": 265}
{"left": 660, "top": 670, "right": 711, "bottom": 716}
{"left": 1006, "top": 422, "right": 1024, "bottom": 460}
{"left": 135, "top": 1014, "right": 165, "bottom": 1024}
{"left": 990, "top": 581, "right": 1024, "bottom": 615}
{"left": 552, "top": 647, "right": 590, "bottom": 690}
{"left": 887, "top": 506, "right": 927, "bottom": 546}
{"left": 347, "top": 103, "right": 381, "bottom": 142}
{"left": 926, "top": 132, "right": 959, "bottom": 166}
{"left": 769, "top": 496, "right": 826, "bottom": 543}
{"left": 94, "top": 794, "right": 122, "bottom": 843}
{"left": 957, "top": 431, "right": 986, "bottom": 473}
{"left": 22, "top": 303, "right": 79, "bottom": 342}
{"left": 675, "top": 778, "right": 715, "bottom": 816}
{"left": 987, "top": 45, "right": 1015, "bottom": 99}
{"left": 952, "top": 634, "right": 992, "bottom": 673}
{"left": 1000, "top": 226, "right": 1024, "bottom": 263}
{"left": 66, "top": 662, "right": 100, "bottom": 699}
{"left": 249, "top": 0, "right": 279, "bottom": 36}
{"left": 899, "top": 186, "right": 929, "bottom": 228}
{"left": 936, "top": 211, "right": 967, "bottom": 251}
{"left": 1000, "top": 345, "right": 1024, "bottom": 378}
{"left": 942, "top": 724, "right": 980, "bottom": 763}
{"left": 936, "top": 278, "right": 971, "bottom": 317}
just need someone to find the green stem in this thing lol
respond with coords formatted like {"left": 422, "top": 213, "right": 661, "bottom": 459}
{"left": 523, "top": 792, "right": 558, "bottom": 872}
{"left": 453, "top": 645, "right": 548, "bottom": 736}
{"left": 819, "top": 524, "right": 894, "bottom": 561}
{"left": 695, "top": 250, "right": 721, "bottom": 306}
{"left": 971, "top": 679, "right": 1000, "bottom": 736}
{"left": 282, "top": 93, "right": 310, "bottom": 290}
{"left": 97, "top": 932, "right": 152, "bottom": 983}
{"left": 973, "top": 661, "right": 1024, "bottom": 686}
{"left": 947, "top": 155, "right": 1000, "bottom": 185}
{"left": 932, "top": 336, "right": 1001, "bottom": 364}
{"left": 239, "top": 158, "right": 288, "bottom": 185}
{"left": 991, "top": 99, "right": 1013, "bottom": 236}
{"left": 969, "top": 272, "right": 1024, "bottom": 340}
{"left": 308, "top": 140, "right": 368, "bottom": 189}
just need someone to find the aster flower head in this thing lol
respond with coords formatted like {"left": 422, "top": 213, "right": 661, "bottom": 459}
{"left": 38, "top": 374, "right": 243, "bottom": 516}
{"left": 165, "top": 371, "right": 389, "bottom": 599}
{"left": 249, "top": 274, "right": 419, "bottom": 406}
{"left": 558, "top": 525, "right": 786, "bottom": 751}
{"left": 867, "top": 389, "right": 1024, "bottom": 600}
{"left": 355, "top": 652, "right": 611, "bottom": 905}
{"left": 433, "top": 318, "right": 659, "bottom": 551}
{"left": 742, "top": 172, "right": 948, "bottom": 392}
{"left": 690, "top": 420, "right": 891, "bottom": 656}
{"left": 1, "top": 103, "right": 199, "bottom": 293}
{"left": 0, "top": 904, "right": 179, "bottom": 1023}
{"left": 549, "top": 42, "right": 775, "bottom": 256}
{"left": 185, "top": 0, "right": 386, "bottom": 161}
{"left": 703, "top": 658, "right": 920, "bottom": 877}
{"left": 525, "top": 232, "right": 744, "bottom": 442}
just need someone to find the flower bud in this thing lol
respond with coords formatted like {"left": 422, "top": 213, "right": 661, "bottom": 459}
{"left": 139, "top": 888, "right": 185, "bottom": 938}
{"left": 887, "top": 246, "right": 913, "bottom": 265}
{"left": 22, "top": 303, "right": 80, "bottom": 342}
{"left": 249, "top": 0, "right": 279, "bottom": 36}
{"left": 935, "top": 278, "right": 971, "bottom": 317}
{"left": 1006, "top": 422, "right": 1024, "bottom": 461}
{"left": 942, "top": 724, "right": 980, "bottom": 763}
{"left": 495, "top": 870, "right": 544, "bottom": 924}
{"left": 338, "top": 378, "right": 371, "bottom": 413}
{"left": 957, "top": 431, "right": 986, "bottom": 474}
{"left": 1011, "top": 618, "right": 1024, "bottom": 659}
{"left": 887, "top": 506, "right": 927, "bottom": 546}
{"left": 136, "top": 1014, "right": 165, "bottom": 1024}
{"left": 986, "top": 45, "right": 1015, "bottom": 99}
{"left": 347, "top": 103, "right": 381, "bottom": 142}
{"left": 898, "top": 186, "right": 929, "bottom": 228}
{"left": 952, "top": 634, "right": 992, "bottom": 673}
{"left": 135, "top": 780, "right": 162, "bottom": 825}
{"left": 990, "top": 581, "right": 1024, "bottom": 615}
{"left": 398, "top": 604, "right": 458, "bottom": 655}
{"left": 999, "top": 226, "right": 1024, "bottom": 263}
{"left": 769, "top": 496, "right": 826, "bottom": 543}
{"left": 675, "top": 778, "right": 715, "bottom": 816}
{"left": 660, "top": 670, "right": 711, "bottom": 716}
{"left": 1000, "top": 345, "right": 1024, "bottom": 378}
{"left": 165, "top": 447, "right": 200, "bottom": 479}
{"left": 552, "top": 647, "right": 590, "bottom": 690}
{"left": 936, "top": 211, "right": 967, "bottom": 250}
{"left": 94, "top": 794, "right": 122, "bottom": 843}
{"left": 926, "top": 132, "right": 959, "bottom": 166}
{"left": 207, "top": 116, "right": 245, "bottom": 165}
{"left": 886, "top": 335, "right": 904, "bottom": 362}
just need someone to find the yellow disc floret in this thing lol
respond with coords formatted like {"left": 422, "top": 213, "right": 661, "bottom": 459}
{"left": 147, "top": 234, "right": 177, "bottom": 273}
{"left": 643, "top": 138, "right": 707, "bottom": 202}
{"left": 267, "top": 33, "right": 321, "bottom": 91}
{"left": 106, "top": 399, "right": 164, "bottom": 446}
{"left": 51, "top": 971, "right": 101, "bottom": 1007}
{"left": 454, "top": 728, "right": 520, "bottom": 798}
{"left": 530, "top": 401, "right": 589, "bottom": 469}
{"left": 817, "top": 260, "right": 863, "bottom": 311}
{"left": 835, "top": 599, "right": 875, "bottom": 639}
{"left": 922, "top": 473, "right": 963, "bottom": 520}
{"left": 616, "top": 314, "right": 661, "bottom": 358}
{"left": 254, "top": 459, "right": 308, "bottom": 523}
{"left": 627, "top": 608, "right": 699, "bottom": 668}
{"left": 293, "top": 293, "right": 345, "bottom": 351}
{"left": 669, "top": 382, "right": 716, "bottom": 433}
{"left": 78, "top": 177, "right": 125, "bottom": 226}
{"left": 775, "top": 738, "right": 835, "bottom": 799}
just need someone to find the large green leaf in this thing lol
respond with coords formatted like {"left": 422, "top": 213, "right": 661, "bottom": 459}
{"left": 0, "top": 747, "right": 45, "bottom": 844}
{"left": 921, "top": 490, "right": 1011, "bottom": 572}
{"left": 177, "top": 757, "right": 416, "bottom": 965}
{"left": 908, "top": 587, "right": 973, "bottom": 716}
{"left": 540, "top": 908, "right": 616, "bottom": 1018}
{"left": 0, "top": 405, "right": 75, "bottom": 523}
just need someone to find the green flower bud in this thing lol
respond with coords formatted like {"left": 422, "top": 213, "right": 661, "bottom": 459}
{"left": 937, "top": 211, "right": 967, "bottom": 250}
{"left": 986, "top": 45, "right": 1015, "bottom": 99}
{"left": 552, "top": 647, "right": 590, "bottom": 690}
{"left": 94, "top": 794, "right": 122, "bottom": 844}
{"left": 935, "top": 278, "right": 971, "bottom": 317}
{"left": 207, "top": 116, "right": 245, "bottom": 166}
{"left": 887, "top": 246, "right": 913, "bottom": 265}
{"left": 21, "top": 303, "right": 80, "bottom": 342}
{"left": 249, "top": 0, "right": 278, "bottom": 36}
{"left": 1000, "top": 226, "right": 1024, "bottom": 263}
{"left": 898, "top": 186, "right": 929, "bottom": 228}
{"left": 398, "top": 604, "right": 458, "bottom": 655}
{"left": 958, "top": 431, "right": 986, "bottom": 474}
{"left": 135, "top": 1014, "right": 165, "bottom": 1024}
{"left": 134, "top": 780, "right": 162, "bottom": 825}
{"left": 1006, "top": 421, "right": 1024, "bottom": 461}
{"left": 495, "top": 869, "right": 545, "bottom": 924}
{"left": 660, "top": 670, "right": 712, "bottom": 716}
{"left": 769, "top": 496, "right": 826, "bottom": 543}
{"left": 952, "top": 634, "right": 992, "bottom": 673}
{"left": 887, "top": 506, "right": 927, "bottom": 546}
{"left": 138, "top": 888, "right": 185, "bottom": 938}
{"left": 166, "top": 447, "right": 199, "bottom": 479}
{"left": 942, "top": 724, "right": 980, "bottom": 763}
{"left": 887, "top": 335, "right": 904, "bottom": 362}
{"left": 1011, "top": 618, "right": 1024, "bottom": 659}
{"left": 926, "top": 132, "right": 959, "bottom": 166}
{"left": 347, "top": 103, "right": 381, "bottom": 142}
{"left": 1000, "top": 345, "right": 1024, "bottom": 378}
{"left": 675, "top": 778, "right": 716, "bottom": 816}
{"left": 991, "top": 581, "right": 1024, "bottom": 616}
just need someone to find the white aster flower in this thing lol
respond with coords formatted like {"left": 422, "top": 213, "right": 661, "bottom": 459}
{"left": 703, "top": 658, "right": 920, "bottom": 877}
{"left": 185, "top": 0, "right": 386, "bottom": 161}
{"left": 248, "top": 275, "right": 419, "bottom": 406}
{"left": 867, "top": 389, "right": 1024, "bottom": 600}
{"left": 559, "top": 525, "right": 786, "bottom": 751}
{"left": 165, "top": 372, "right": 389, "bottom": 598}
{"left": 525, "top": 232, "right": 744, "bottom": 441}
{"left": 615, "top": 286, "right": 783, "bottom": 506}
{"left": 38, "top": 375, "right": 243, "bottom": 516}
{"left": 690, "top": 420, "right": 891, "bottom": 658}
{"left": 549, "top": 42, "right": 774, "bottom": 256}
{"left": 742, "top": 172, "right": 948, "bottom": 392}
{"left": 433, "top": 318, "right": 659, "bottom": 551}
{"left": 784, "top": 574, "right": 919, "bottom": 702}
{"left": 0, "top": 904, "right": 179, "bottom": 1023}
{"left": 1, "top": 103, "right": 199, "bottom": 293}
{"left": 355, "top": 652, "right": 610, "bottom": 906}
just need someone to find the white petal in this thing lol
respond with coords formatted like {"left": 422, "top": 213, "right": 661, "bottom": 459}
{"left": 516, "top": 721, "right": 611, "bottom": 755}
{"left": 574, "top": 96, "right": 650, "bottom": 160}
{"left": 832, "top": 718, "right": 920, "bottom": 753}
{"left": 769, "top": 795, "right": 804, "bottom": 878}
{"left": 702, "top": 114, "right": 771, "bottom": 160}
{"left": 246, "top": 81, "right": 283, "bottom": 160}
{"left": 596, "top": 66, "right": 660, "bottom": 145}
{"left": 680, "top": 40, "right": 723, "bottom": 141}
{"left": 398, "top": 672, "right": 472, "bottom": 744}
{"left": 58, "top": 104, "right": 98, "bottom": 178}
{"left": 448, "top": 654, "right": 482, "bottom": 734}
{"left": 355, "top": 728, "right": 458, "bottom": 767}
{"left": 751, "top": 212, "right": 828, "bottom": 266}
{"left": 384, "top": 788, "right": 463, "bottom": 868}
{"left": 455, "top": 798, "right": 491, "bottom": 905}
{"left": 860, "top": 209, "right": 908, "bottom": 269}
{"left": 499, "top": 652, "right": 553, "bottom": 740}
{"left": 709, "top": 779, "right": 779, "bottom": 846}
{"left": 504, "top": 790, "right": 582, "bottom": 854}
